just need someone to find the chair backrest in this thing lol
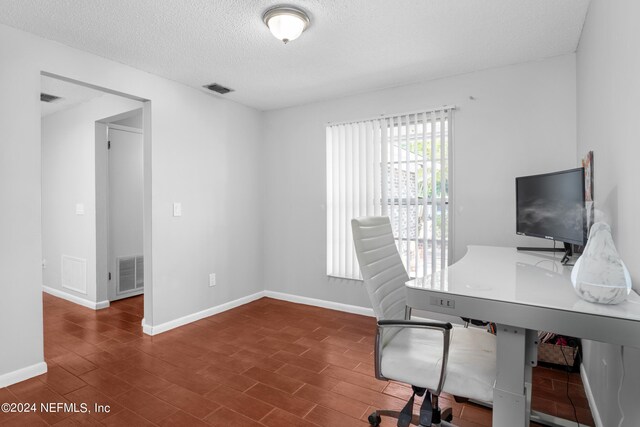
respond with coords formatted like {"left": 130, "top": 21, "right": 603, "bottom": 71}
{"left": 351, "top": 216, "right": 409, "bottom": 321}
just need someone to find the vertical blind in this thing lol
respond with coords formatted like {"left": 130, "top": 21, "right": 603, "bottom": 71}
{"left": 326, "top": 107, "right": 453, "bottom": 280}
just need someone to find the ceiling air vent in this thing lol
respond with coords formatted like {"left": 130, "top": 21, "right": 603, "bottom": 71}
{"left": 203, "top": 83, "right": 234, "bottom": 95}
{"left": 40, "top": 93, "right": 61, "bottom": 103}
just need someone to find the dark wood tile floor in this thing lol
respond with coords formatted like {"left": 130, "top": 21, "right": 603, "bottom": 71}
{"left": 0, "top": 294, "right": 594, "bottom": 426}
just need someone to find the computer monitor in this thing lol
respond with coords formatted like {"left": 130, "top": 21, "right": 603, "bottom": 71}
{"left": 516, "top": 167, "right": 586, "bottom": 246}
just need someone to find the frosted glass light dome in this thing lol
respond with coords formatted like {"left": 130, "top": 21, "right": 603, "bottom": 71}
{"left": 571, "top": 222, "right": 632, "bottom": 304}
{"left": 263, "top": 6, "right": 310, "bottom": 44}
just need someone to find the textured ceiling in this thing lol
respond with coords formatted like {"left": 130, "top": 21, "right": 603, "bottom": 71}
{"left": 1, "top": 0, "right": 590, "bottom": 111}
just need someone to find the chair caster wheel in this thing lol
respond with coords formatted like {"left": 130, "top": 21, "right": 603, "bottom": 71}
{"left": 442, "top": 407, "right": 453, "bottom": 422}
{"left": 368, "top": 412, "right": 382, "bottom": 426}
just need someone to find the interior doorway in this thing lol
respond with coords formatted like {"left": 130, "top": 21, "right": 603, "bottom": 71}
{"left": 40, "top": 73, "right": 151, "bottom": 317}
{"left": 99, "top": 113, "right": 145, "bottom": 301}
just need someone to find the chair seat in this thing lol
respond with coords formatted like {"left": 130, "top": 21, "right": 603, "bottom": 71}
{"left": 381, "top": 325, "right": 496, "bottom": 402}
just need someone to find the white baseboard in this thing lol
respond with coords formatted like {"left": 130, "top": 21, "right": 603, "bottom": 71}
{"left": 581, "top": 363, "right": 603, "bottom": 427}
{"left": 0, "top": 362, "right": 48, "bottom": 388}
{"left": 141, "top": 290, "right": 373, "bottom": 336}
{"left": 264, "top": 290, "right": 374, "bottom": 317}
{"left": 142, "top": 291, "right": 265, "bottom": 336}
{"left": 142, "top": 321, "right": 153, "bottom": 336}
{"left": 43, "top": 286, "right": 110, "bottom": 310}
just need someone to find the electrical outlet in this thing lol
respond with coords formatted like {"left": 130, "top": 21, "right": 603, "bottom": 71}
{"left": 209, "top": 273, "right": 216, "bottom": 287}
{"left": 430, "top": 296, "right": 455, "bottom": 309}
{"left": 42, "top": 259, "right": 47, "bottom": 269}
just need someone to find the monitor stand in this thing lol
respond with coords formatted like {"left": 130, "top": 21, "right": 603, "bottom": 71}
{"left": 517, "top": 243, "right": 573, "bottom": 264}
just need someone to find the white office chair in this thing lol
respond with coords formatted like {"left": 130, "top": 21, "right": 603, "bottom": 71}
{"left": 351, "top": 216, "right": 497, "bottom": 427}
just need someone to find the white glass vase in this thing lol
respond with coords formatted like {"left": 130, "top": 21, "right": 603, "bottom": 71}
{"left": 571, "top": 222, "right": 632, "bottom": 304}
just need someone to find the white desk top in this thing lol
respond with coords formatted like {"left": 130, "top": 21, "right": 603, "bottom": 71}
{"left": 406, "top": 245, "right": 640, "bottom": 323}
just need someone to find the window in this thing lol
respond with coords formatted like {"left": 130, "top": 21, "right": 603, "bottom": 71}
{"left": 326, "top": 108, "right": 453, "bottom": 280}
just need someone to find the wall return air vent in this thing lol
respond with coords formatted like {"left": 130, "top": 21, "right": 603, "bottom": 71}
{"left": 203, "top": 83, "right": 234, "bottom": 95}
{"left": 40, "top": 92, "right": 61, "bottom": 103}
{"left": 117, "top": 255, "right": 144, "bottom": 295}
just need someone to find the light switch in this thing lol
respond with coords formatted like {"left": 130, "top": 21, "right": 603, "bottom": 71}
{"left": 173, "top": 202, "right": 182, "bottom": 217}
{"left": 76, "top": 203, "right": 85, "bottom": 215}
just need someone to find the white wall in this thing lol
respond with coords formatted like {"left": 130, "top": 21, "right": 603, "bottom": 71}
{"left": 0, "top": 33, "right": 45, "bottom": 382}
{"left": 112, "top": 113, "right": 143, "bottom": 129}
{"left": 42, "top": 94, "right": 141, "bottom": 305}
{"left": 0, "top": 24, "right": 263, "bottom": 381}
{"left": 150, "top": 87, "right": 264, "bottom": 325}
{"left": 577, "top": 1, "right": 640, "bottom": 425}
{"left": 262, "top": 55, "right": 577, "bottom": 308}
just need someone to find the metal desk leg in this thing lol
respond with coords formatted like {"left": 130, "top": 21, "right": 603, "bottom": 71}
{"left": 525, "top": 329, "right": 539, "bottom": 426}
{"left": 493, "top": 324, "right": 527, "bottom": 427}
{"left": 404, "top": 305, "right": 412, "bottom": 320}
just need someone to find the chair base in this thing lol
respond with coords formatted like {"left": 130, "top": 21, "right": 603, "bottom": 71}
{"left": 367, "top": 407, "right": 453, "bottom": 426}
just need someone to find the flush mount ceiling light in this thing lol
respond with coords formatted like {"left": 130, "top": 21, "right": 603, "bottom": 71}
{"left": 263, "top": 5, "right": 310, "bottom": 44}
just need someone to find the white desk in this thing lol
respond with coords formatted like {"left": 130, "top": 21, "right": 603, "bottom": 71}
{"left": 405, "top": 245, "right": 640, "bottom": 427}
